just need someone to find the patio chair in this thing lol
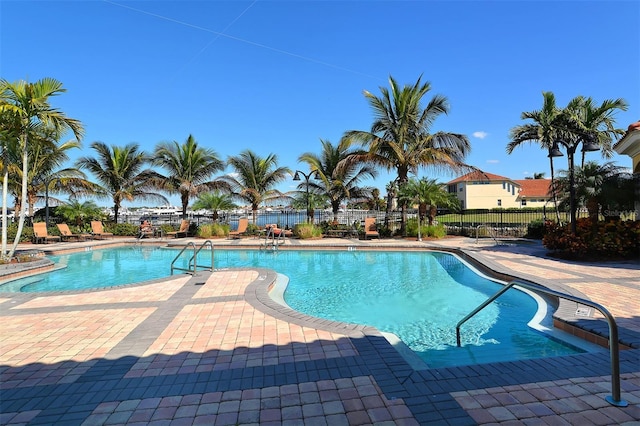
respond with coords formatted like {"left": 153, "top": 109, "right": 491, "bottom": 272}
{"left": 90, "top": 221, "right": 114, "bottom": 239}
{"left": 364, "top": 217, "right": 379, "bottom": 240}
{"left": 57, "top": 223, "right": 90, "bottom": 241}
{"left": 33, "top": 222, "right": 61, "bottom": 244}
{"left": 228, "top": 218, "right": 249, "bottom": 239}
{"left": 166, "top": 219, "right": 190, "bottom": 238}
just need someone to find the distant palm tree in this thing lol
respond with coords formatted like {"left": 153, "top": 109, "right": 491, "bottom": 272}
{"left": 153, "top": 134, "right": 226, "bottom": 218}
{"left": 525, "top": 172, "right": 546, "bottom": 180}
{"left": 0, "top": 77, "right": 84, "bottom": 260}
{"left": 384, "top": 181, "right": 397, "bottom": 229}
{"left": 222, "top": 150, "right": 291, "bottom": 224}
{"left": 76, "top": 141, "right": 167, "bottom": 223}
{"left": 191, "top": 191, "right": 236, "bottom": 223}
{"left": 344, "top": 75, "right": 471, "bottom": 235}
{"left": 398, "top": 177, "right": 458, "bottom": 227}
{"left": 56, "top": 200, "right": 103, "bottom": 229}
{"left": 298, "top": 138, "right": 377, "bottom": 224}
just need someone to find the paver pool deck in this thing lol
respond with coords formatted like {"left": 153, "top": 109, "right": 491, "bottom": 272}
{"left": 1, "top": 236, "right": 638, "bottom": 425}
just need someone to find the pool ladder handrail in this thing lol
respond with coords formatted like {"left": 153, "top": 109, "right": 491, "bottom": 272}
{"left": 260, "top": 227, "right": 285, "bottom": 251}
{"left": 475, "top": 224, "right": 500, "bottom": 244}
{"left": 170, "top": 240, "right": 214, "bottom": 275}
{"left": 455, "top": 279, "right": 628, "bottom": 407}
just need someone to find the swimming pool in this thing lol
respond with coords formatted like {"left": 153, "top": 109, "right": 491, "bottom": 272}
{"left": 0, "top": 246, "right": 589, "bottom": 368}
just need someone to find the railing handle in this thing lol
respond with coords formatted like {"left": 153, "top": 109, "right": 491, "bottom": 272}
{"left": 456, "top": 279, "right": 628, "bottom": 407}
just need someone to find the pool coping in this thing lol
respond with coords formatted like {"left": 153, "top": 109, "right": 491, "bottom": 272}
{"left": 2, "top": 240, "right": 638, "bottom": 351}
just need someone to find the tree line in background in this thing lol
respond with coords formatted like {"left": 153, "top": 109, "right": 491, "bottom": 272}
{"left": 1, "top": 76, "right": 635, "bottom": 260}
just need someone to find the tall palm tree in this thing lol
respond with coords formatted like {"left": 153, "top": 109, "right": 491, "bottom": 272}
{"left": 13, "top": 126, "right": 96, "bottom": 218}
{"left": 0, "top": 77, "right": 84, "bottom": 260}
{"left": 76, "top": 141, "right": 167, "bottom": 223}
{"left": 562, "top": 96, "right": 628, "bottom": 166}
{"left": 153, "top": 134, "right": 226, "bottom": 218}
{"left": 508, "top": 91, "right": 564, "bottom": 222}
{"left": 222, "top": 150, "right": 291, "bottom": 224}
{"left": 344, "top": 75, "right": 471, "bottom": 235}
{"left": 0, "top": 108, "right": 20, "bottom": 258}
{"left": 191, "top": 191, "right": 236, "bottom": 223}
{"left": 298, "top": 138, "right": 377, "bottom": 224}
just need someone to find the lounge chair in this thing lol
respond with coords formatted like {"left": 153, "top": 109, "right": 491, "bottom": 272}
{"left": 90, "top": 221, "right": 114, "bottom": 240}
{"left": 33, "top": 222, "right": 61, "bottom": 244}
{"left": 228, "top": 218, "right": 249, "bottom": 239}
{"left": 364, "top": 217, "right": 379, "bottom": 239}
{"left": 57, "top": 223, "right": 90, "bottom": 241}
{"left": 166, "top": 219, "right": 190, "bottom": 238}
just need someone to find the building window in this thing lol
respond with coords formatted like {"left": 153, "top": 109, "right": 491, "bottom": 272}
{"left": 459, "top": 184, "right": 463, "bottom": 192}
{"left": 497, "top": 199, "right": 502, "bottom": 206}
{"left": 521, "top": 198, "right": 527, "bottom": 206}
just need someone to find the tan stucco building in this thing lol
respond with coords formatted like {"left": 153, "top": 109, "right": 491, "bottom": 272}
{"left": 446, "top": 171, "right": 553, "bottom": 210}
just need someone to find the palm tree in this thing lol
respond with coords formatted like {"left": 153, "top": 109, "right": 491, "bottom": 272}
{"left": 153, "top": 134, "right": 226, "bottom": 218}
{"left": 525, "top": 172, "right": 546, "bottom": 180}
{"left": 553, "top": 161, "right": 632, "bottom": 225}
{"left": 344, "top": 75, "right": 471, "bottom": 235}
{"left": 76, "top": 141, "right": 167, "bottom": 223}
{"left": 0, "top": 77, "right": 84, "bottom": 260}
{"left": 384, "top": 181, "right": 397, "bottom": 229}
{"left": 0, "top": 109, "right": 21, "bottom": 258}
{"left": 298, "top": 138, "right": 377, "bottom": 224}
{"left": 222, "top": 150, "right": 291, "bottom": 224}
{"left": 56, "top": 200, "right": 103, "bottom": 229}
{"left": 399, "top": 177, "right": 459, "bottom": 239}
{"left": 508, "top": 91, "right": 565, "bottom": 222}
{"left": 191, "top": 191, "right": 236, "bottom": 223}
{"left": 14, "top": 126, "right": 96, "bottom": 218}
{"left": 562, "top": 96, "right": 628, "bottom": 166}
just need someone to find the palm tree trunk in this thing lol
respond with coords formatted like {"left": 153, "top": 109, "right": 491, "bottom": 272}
{"left": 549, "top": 157, "right": 562, "bottom": 223}
{"left": 1, "top": 153, "right": 8, "bottom": 259}
{"left": 9, "top": 133, "right": 29, "bottom": 258}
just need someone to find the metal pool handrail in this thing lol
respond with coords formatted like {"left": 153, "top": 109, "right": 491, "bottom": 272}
{"left": 475, "top": 224, "right": 499, "bottom": 244}
{"left": 455, "top": 279, "right": 628, "bottom": 407}
{"left": 170, "top": 240, "right": 214, "bottom": 275}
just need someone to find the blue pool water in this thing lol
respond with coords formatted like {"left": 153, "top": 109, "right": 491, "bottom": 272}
{"left": 0, "top": 247, "right": 585, "bottom": 367}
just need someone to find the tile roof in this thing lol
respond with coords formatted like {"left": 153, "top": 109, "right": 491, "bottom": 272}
{"left": 514, "top": 179, "right": 552, "bottom": 197}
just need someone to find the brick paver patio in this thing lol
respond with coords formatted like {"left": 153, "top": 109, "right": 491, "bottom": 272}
{"left": 1, "top": 236, "right": 638, "bottom": 425}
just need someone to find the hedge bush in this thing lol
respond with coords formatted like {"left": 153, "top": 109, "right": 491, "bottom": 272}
{"left": 543, "top": 219, "right": 639, "bottom": 260}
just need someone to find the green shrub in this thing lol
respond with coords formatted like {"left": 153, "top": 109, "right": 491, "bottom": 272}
{"left": 4, "top": 223, "right": 33, "bottom": 243}
{"left": 526, "top": 219, "right": 545, "bottom": 239}
{"left": 197, "top": 223, "right": 228, "bottom": 238}
{"left": 295, "top": 223, "right": 322, "bottom": 239}
{"left": 543, "top": 219, "right": 639, "bottom": 260}
{"left": 108, "top": 223, "right": 138, "bottom": 236}
{"left": 405, "top": 219, "right": 446, "bottom": 238}
{"left": 246, "top": 223, "right": 260, "bottom": 236}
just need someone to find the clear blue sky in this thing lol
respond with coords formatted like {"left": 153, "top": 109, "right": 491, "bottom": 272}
{"left": 1, "top": 0, "right": 638, "bottom": 208}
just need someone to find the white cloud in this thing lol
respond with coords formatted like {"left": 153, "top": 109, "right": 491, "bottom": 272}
{"left": 486, "top": 159, "right": 499, "bottom": 164}
{"left": 473, "top": 131, "right": 488, "bottom": 139}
